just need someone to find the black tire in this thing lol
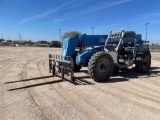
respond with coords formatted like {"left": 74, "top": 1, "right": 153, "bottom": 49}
{"left": 113, "top": 66, "right": 119, "bottom": 73}
{"left": 88, "top": 52, "right": 114, "bottom": 82}
{"left": 72, "top": 51, "right": 82, "bottom": 72}
{"left": 136, "top": 53, "right": 151, "bottom": 73}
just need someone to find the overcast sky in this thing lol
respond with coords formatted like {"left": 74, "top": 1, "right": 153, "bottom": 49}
{"left": 0, "top": 0, "right": 160, "bottom": 43}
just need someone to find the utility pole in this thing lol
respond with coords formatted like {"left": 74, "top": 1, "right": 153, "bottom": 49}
{"left": 91, "top": 27, "right": 95, "bottom": 35}
{"left": 2, "top": 33, "right": 3, "bottom": 39}
{"left": 145, "top": 22, "right": 149, "bottom": 42}
{"left": 19, "top": 33, "right": 21, "bottom": 41}
{"left": 59, "top": 29, "right": 61, "bottom": 42}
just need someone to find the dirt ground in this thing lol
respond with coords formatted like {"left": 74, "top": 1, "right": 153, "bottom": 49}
{"left": 0, "top": 47, "right": 160, "bottom": 120}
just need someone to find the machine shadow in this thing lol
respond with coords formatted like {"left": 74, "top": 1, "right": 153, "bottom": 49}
{"left": 109, "top": 66, "right": 160, "bottom": 82}
{"left": 73, "top": 76, "right": 95, "bottom": 85}
{"left": 128, "top": 67, "right": 159, "bottom": 77}
{"left": 75, "top": 66, "right": 160, "bottom": 84}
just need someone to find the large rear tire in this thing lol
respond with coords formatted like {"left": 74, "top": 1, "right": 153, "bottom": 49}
{"left": 136, "top": 53, "right": 151, "bottom": 73}
{"left": 88, "top": 52, "right": 114, "bottom": 82}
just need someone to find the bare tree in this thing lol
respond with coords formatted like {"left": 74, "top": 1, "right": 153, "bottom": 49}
{"left": 62, "top": 31, "right": 81, "bottom": 41}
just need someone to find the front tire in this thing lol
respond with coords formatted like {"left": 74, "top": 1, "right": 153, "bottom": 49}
{"left": 88, "top": 52, "right": 114, "bottom": 82}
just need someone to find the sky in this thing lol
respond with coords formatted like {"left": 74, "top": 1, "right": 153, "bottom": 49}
{"left": 0, "top": 0, "right": 160, "bottom": 43}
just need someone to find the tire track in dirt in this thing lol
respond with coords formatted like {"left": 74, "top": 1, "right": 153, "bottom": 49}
{"left": 116, "top": 67, "right": 160, "bottom": 94}
{"left": 43, "top": 58, "right": 48, "bottom": 72}
{"left": 108, "top": 69, "right": 160, "bottom": 103}
{"left": 93, "top": 83, "right": 160, "bottom": 114}
{"left": 0, "top": 61, "right": 16, "bottom": 95}
{"left": 1, "top": 56, "right": 24, "bottom": 120}
{"left": 0, "top": 61, "right": 16, "bottom": 78}
{"left": 40, "top": 58, "right": 160, "bottom": 119}
{"left": 41, "top": 59, "right": 121, "bottom": 120}
{"left": 38, "top": 59, "right": 102, "bottom": 120}
{"left": 38, "top": 58, "right": 119, "bottom": 120}
{"left": 27, "top": 56, "right": 91, "bottom": 119}
{"left": 66, "top": 70, "right": 160, "bottom": 115}
{"left": 129, "top": 80, "right": 160, "bottom": 94}
{"left": 20, "top": 57, "right": 49, "bottom": 120}
{"left": 63, "top": 81, "right": 160, "bottom": 120}
{"left": 109, "top": 84, "right": 160, "bottom": 103}
{"left": 36, "top": 60, "right": 94, "bottom": 119}
{"left": 74, "top": 67, "right": 160, "bottom": 112}
{"left": 121, "top": 68, "right": 160, "bottom": 108}
{"left": 22, "top": 57, "right": 60, "bottom": 120}
{"left": 61, "top": 83, "right": 119, "bottom": 120}
{"left": 133, "top": 73, "right": 160, "bottom": 87}
{"left": 93, "top": 68, "right": 160, "bottom": 114}
{"left": 112, "top": 82, "right": 160, "bottom": 101}
{"left": 29, "top": 58, "right": 64, "bottom": 120}
{"left": 149, "top": 78, "right": 160, "bottom": 85}
{"left": 103, "top": 84, "right": 160, "bottom": 105}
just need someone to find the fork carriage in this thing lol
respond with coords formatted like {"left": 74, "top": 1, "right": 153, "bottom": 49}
{"left": 49, "top": 54, "right": 75, "bottom": 82}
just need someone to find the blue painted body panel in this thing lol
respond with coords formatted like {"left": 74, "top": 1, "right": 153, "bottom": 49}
{"left": 78, "top": 34, "right": 108, "bottom": 46}
{"left": 136, "top": 34, "right": 144, "bottom": 51}
{"left": 62, "top": 37, "right": 79, "bottom": 58}
{"left": 76, "top": 46, "right": 103, "bottom": 65}
{"left": 62, "top": 34, "right": 108, "bottom": 58}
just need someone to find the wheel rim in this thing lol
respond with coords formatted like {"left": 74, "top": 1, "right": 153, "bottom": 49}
{"left": 96, "top": 58, "right": 110, "bottom": 75}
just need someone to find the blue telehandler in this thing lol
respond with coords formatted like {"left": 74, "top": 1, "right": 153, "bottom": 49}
{"left": 49, "top": 29, "right": 151, "bottom": 82}
{"left": 5, "top": 29, "right": 151, "bottom": 91}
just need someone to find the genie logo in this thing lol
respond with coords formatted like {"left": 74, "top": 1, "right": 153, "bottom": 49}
{"left": 100, "top": 38, "right": 106, "bottom": 43}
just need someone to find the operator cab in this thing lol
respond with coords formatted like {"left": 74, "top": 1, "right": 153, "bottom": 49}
{"left": 105, "top": 32, "right": 122, "bottom": 51}
{"left": 104, "top": 29, "right": 137, "bottom": 67}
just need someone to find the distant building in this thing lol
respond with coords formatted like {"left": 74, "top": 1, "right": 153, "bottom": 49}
{"left": 36, "top": 40, "right": 49, "bottom": 47}
{"left": 38, "top": 41, "right": 49, "bottom": 44}
{"left": 0, "top": 39, "right": 5, "bottom": 42}
{"left": 49, "top": 41, "right": 62, "bottom": 48}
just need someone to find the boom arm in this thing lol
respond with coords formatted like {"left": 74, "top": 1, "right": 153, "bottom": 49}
{"left": 62, "top": 34, "right": 108, "bottom": 57}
